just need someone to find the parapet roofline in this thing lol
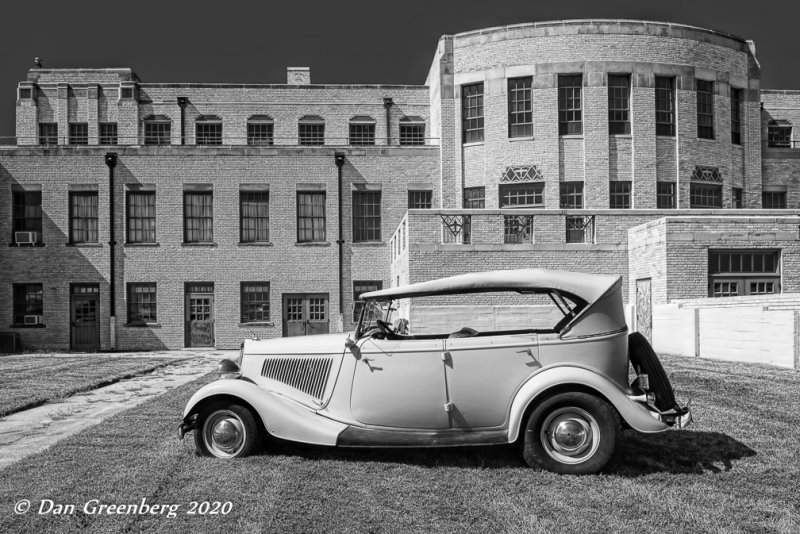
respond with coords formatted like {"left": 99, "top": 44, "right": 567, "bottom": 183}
{"left": 446, "top": 19, "right": 749, "bottom": 48}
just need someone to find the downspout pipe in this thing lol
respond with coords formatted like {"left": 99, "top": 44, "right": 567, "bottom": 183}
{"left": 335, "top": 151, "right": 346, "bottom": 320}
{"left": 177, "top": 97, "right": 188, "bottom": 145}
{"left": 383, "top": 97, "right": 393, "bottom": 146}
{"left": 105, "top": 152, "right": 118, "bottom": 350}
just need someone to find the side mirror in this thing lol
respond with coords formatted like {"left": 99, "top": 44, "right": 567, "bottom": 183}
{"left": 345, "top": 336, "right": 361, "bottom": 359}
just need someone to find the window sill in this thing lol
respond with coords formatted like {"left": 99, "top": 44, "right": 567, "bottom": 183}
{"left": 352, "top": 241, "right": 384, "bottom": 247}
{"left": 125, "top": 242, "right": 160, "bottom": 247}
{"left": 239, "top": 322, "right": 274, "bottom": 327}
{"left": 697, "top": 137, "right": 717, "bottom": 142}
{"left": 10, "top": 324, "right": 46, "bottom": 328}
{"left": 181, "top": 242, "right": 218, "bottom": 247}
{"left": 559, "top": 134, "right": 584, "bottom": 139}
{"left": 66, "top": 242, "right": 102, "bottom": 247}
{"left": 124, "top": 323, "right": 161, "bottom": 328}
{"left": 295, "top": 242, "right": 332, "bottom": 247}
{"left": 462, "top": 141, "right": 485, "bottom": 147}
{"left": 8, "top": 243, "right": 45, "bottom": 247}
{"left": 238, "top": 242, "right": 274, "bottom": 246}
{"left": 508, "top": 135, "right": 534, "bottom": 142}
{"left": 609, "top": 134, "right": 632, "bottom": 138}
{"left": 656, "top": 135, "right": 676, "bottom": 139}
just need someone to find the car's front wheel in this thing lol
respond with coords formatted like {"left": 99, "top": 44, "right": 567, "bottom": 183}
{"left": 522, "top": 392, "right": 620, "bottom": 475}
{"left": 194, "top": 403, "right": 260, "bottom": 458}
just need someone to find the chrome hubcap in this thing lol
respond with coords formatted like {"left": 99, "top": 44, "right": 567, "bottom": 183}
{"left": 541, "top": 407, "right": 600, "bottom": 464}
{"left": 203, "top": 410, "right": 245, "bottom": 457}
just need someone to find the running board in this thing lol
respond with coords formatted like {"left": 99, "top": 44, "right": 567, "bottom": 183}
{"left": 336, "top": 426, "right": 508, "bottom": 448}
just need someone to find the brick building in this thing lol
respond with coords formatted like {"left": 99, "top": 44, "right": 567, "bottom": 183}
{"left": 2, "top": 19, "right": 800, "bottom": 351}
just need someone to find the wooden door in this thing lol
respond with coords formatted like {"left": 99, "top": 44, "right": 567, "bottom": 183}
{"left": 636, "top": 278, "right": 652, "bottom": 343}
{"left": 71, "top": 284, "right": 100, "bottom": 350}
{"left": 185, "top": 283, "right": 214, "bottom": 347}
{"left": 282, "top": 293, "right": 329, "bottom": 337}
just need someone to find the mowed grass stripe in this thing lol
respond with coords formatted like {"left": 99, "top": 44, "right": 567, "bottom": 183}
{"left": 1, "top": 355, "right": 799, "bottom": 533}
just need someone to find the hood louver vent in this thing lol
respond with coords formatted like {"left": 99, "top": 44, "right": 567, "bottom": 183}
{"left": 261, "top": 356, "right": 333, "bottom": 400}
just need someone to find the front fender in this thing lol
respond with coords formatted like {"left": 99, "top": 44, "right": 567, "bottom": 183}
{"left": 507, "top": 366, "right": 669, "bottom": 442}
{"left": 183, "top": 379, "right": 348, "bottom": 446}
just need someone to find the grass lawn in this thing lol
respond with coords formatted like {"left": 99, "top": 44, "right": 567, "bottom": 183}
{"left": 0, "top": 354, "right": 191, "bottom": 417}
{"left": 1, "top": 354, "right": 799, "bottom": 533}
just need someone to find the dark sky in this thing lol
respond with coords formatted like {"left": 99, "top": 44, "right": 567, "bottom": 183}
{"left": 1, "top": 0, "right": 798, "bottom": 142}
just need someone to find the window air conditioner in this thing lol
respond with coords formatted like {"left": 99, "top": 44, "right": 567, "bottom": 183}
{"left": 14, "top": 231, "right": 38, "bottom": 245}
{"left": 23, "top": 315, "right": 43, "bottom": 325}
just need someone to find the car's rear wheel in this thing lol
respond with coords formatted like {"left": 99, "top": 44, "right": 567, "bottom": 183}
{"left": 194, "top": 403, "right": 259, "bottom": 458}
{"left": 523, "top": 392, "right": 620, "bottom": 475}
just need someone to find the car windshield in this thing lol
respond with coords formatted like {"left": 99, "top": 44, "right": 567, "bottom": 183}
{"left": 357, "top": 299, "right": 395, "bottom": 337}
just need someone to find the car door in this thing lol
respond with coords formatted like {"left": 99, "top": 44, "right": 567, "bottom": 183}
{"left": 444, "top": 333, "right": 540, "bottom": 429}
{"left": 350, "top": 337, "right": 450, "bottom": 429}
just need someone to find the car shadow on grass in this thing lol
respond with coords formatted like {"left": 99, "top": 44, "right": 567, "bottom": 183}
{"left": 260, "top": 429, "right": 755, "bottom": 475}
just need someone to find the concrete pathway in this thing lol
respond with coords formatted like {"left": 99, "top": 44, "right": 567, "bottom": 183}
{"left": 0, "top": 350, "right": 234, "bottom": 470}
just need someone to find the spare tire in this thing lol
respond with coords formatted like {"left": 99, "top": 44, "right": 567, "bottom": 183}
{"left": 628, "top": 332, "right": 677, "bottom": 411}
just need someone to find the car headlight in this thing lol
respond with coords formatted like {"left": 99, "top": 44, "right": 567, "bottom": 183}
{"left": 218, "top": 358, "right": 242, "bottom": 380}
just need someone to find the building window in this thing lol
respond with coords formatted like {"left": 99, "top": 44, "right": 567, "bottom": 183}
{"left": 690, "top": 183, "right": 722, "bottom": 208}
{"left": 143, "top": 117, "right": 171, "bottom": 146}
{"left": 732, "top": 187, "right": 743, "bottom": 209}
{"left": 762, "top": 192, "right": 787, "bottom": 209}
{"left": 560, "top": 182, "right": 584, "bottom": 209}
{"left": 558, "top": 74, "right": 583, "bottom": 135}
{"left": 499, "top": 183, "right": 544, "bottom": 208}
{"left": 608, "top": 74, "right": 631, "bottom": 135}
{"left": 353, "top": 191, "right": 381, "bottom": 242}
{"left": 566, "top": 216, "right": 595, "bottom": 244}
{"left": 247, "top": 116, "right": 274, "bottom": 146}
{"left": 13, "top": 284, "right": 43, "bottom": 325}
{"left": 297, "top": 191, "right": 326, "bottom": 242}
{"left": 508, "top": 77, "right": 533, "bottom": 138}
{"left": 126, "top": 191, "right": 156, "bottom": 243}
{"left": 196, "top": 116, "right": 222, "bottom": 145}
{"left": 298, "top": 116, "right": 325, "bottom": 146}
{"left": 655, "top": 76, "right": 676, "bottom": 136}
{"left": 69, "top": 192, "right": 99, "bottom": 243}
{"left": 768, "top": 122, "right": 792, "bottom": 148}
{"left": 609, "top": 181, "right": 632, "bottom": 209}
{"left": 127, "top": 283, "right": 157, "bottom": 325}
{"left": 69, "top": 123, "right": 88, "bottom": 145}
{"left": 462, "top": 83, "right": 484, "bottom": 143}
{"left": 183, "top": 191, "right": 213, "bottom": 243}
{"left": 657, "top": 182, "right": 676, "bottom": 209}
{"left": 696, "top": 80, "right": 714, "bottom": 139}
{"left": 240, "top": 191, "right": 270, "bottom": 243}
{"left": 709, "top": 250, "right": 780, "bottom": 297}
{"left": 408, "top": 190, "right": 432, "bottom": 209}
{"left": 39, "top": 123, "right": 58, "bottom": 145}
{"left": 13, "top": 191, "right": 43, "bottom": 243}
{"left": 353, "top": 281, "right": 382, "bottom": 322}
{"left": 730, "top": 87, "right": 742, "bottom": 145}
{"left": 349, "top": 117, "right": 376, "bottom": 146}
{"left": 504, "top": 215, "right": 533, "bottom": 244}
{"left": 241, "top": 282, "right": 270, "bottom": 323}
{"left": 399, "top": 118, "right": 425, "bottom": 145}
{"left": 463, "top": 187, "right": 485, "bottom": 208}
{"left": 99, "top": 122, "right": 118, "bottom": 145}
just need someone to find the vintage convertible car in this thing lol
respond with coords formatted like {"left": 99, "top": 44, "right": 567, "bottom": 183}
{"left": 179, "top": 269, "right": 691, "bottom": 474}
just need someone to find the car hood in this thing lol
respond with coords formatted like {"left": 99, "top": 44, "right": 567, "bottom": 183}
{"left": 242, "top": 332, "right": 352, "bottom": 355}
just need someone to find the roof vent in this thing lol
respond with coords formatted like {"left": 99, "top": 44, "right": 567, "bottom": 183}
{"left": 287, "top": 67, "right": 310, "bottom": 85}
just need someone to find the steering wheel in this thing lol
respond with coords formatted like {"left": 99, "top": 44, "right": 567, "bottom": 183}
{"left": 375, "top": 320, "right": 394, "bottom": 335}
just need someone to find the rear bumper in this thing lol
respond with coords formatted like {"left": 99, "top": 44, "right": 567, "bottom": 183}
{"left": 661, "top": 405, "right": 692, "bottom": 429}
{"left": 178, "top": 414, "right": 197, "bottom": 440}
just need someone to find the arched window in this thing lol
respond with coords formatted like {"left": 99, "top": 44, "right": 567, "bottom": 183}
{"left": 298, "top": 115, "right": 325, "bottom": 146}
{"left": 196, "top": 115, "right": 222, "bottom": 146}
{"left": 349, "top": 115, "right": 375, "bottom": 146}
{"left": 142, "top": 115, "right": 171, "bottom": 146}
{"left": 247, "top": 115, "right": 274, "bottom": 146}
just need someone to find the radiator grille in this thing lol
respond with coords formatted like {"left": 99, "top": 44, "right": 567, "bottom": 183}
{"left": 261, "top": 356, "right": 333, "bottom": 400}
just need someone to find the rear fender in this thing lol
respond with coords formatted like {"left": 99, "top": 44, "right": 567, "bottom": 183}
{"left": 508, "top": 366, "right": 669, "bottom": 442}
{"left": 183, "top": 380, "right": 347, "bottom": 446}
